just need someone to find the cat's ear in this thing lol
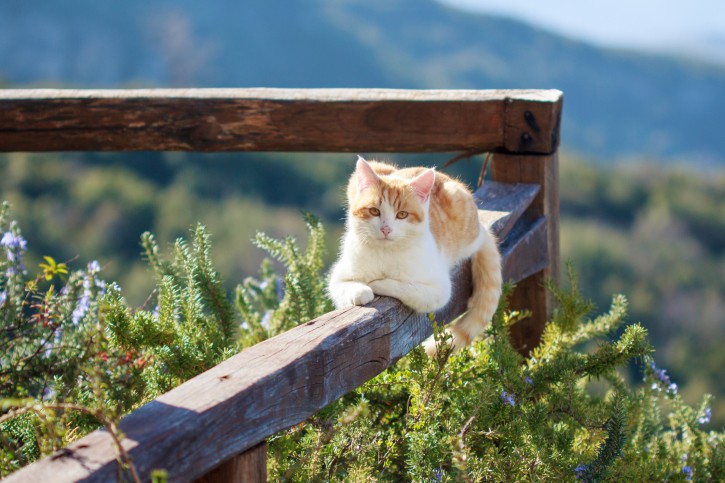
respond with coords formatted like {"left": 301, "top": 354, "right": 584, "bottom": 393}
{"left": 355, "top": 155, "right": 380, "bottom": 192}
{"left": 410, "top": 168, "right": 436, "bottom": 203}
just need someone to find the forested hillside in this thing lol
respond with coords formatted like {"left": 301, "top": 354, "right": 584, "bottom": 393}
{"left": 1, "top": 0, "right": 725, "bottom": 164}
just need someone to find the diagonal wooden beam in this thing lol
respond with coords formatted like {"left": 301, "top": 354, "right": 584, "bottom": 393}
{"left": 474, "top": 180, "right": 540, "bottom": 240}
{"left": 3, "top": 181, "right": 547, "bottom": 483}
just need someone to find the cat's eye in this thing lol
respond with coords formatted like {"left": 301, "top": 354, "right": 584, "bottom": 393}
{"left": 369, "top": 207, "right": 380, "bottom": 216}
{"left": 396, "top": 211, "right": 409, "bottom": 219}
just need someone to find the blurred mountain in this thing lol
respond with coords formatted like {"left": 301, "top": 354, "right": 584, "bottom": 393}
{"left": 2, "top": 0, "right": 725, "bottom": 164}
{"left": 666, "top": 33, "right": 725, "bottom": 68}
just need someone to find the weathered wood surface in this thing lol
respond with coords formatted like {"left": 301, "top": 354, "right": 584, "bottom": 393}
{"left": 3, "top": 181, "right": 548, "bottom": 483}
{"left": 504, "top": 94, "right": 563, "bottom": 154}
{"left": 0, "top": 88, "right": 562, "bottom": 153}
{"left": 492, "top": 153, "right": 560, "bottom": 355}
{"left": 500, "top": 217, "right": 548, "bottom": 285}
{"left": 475, "top": 181, "right": 540, "bottom": 240}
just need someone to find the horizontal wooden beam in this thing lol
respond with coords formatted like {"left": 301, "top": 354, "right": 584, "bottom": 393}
{"left": 0, "top": 88, "right": 562, "bottom": 153}
{"left": 3, "top": 182, "right": 547, "bottom": 483}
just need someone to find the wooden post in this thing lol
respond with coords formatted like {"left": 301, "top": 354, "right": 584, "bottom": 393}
{"left": 195, "top": 441, "right": 267, "bottom": 483}
{"left": 491, "top": 152, "right": 560, "bottom": 355}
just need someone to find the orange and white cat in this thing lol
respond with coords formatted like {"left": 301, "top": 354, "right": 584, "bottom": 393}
{"left": 328, "top": 156, "right": 502, "bottom": 354}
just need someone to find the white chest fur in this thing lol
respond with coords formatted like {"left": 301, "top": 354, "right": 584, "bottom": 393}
{"left": 339, "top": 229, "right": 447, "bottom": 283}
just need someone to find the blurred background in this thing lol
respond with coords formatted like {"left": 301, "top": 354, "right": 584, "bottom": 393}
{"left": 0, "top": 0, "right": 723, "bottom": 423}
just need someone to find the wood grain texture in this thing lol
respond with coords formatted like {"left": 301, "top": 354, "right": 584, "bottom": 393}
{"left": 474, "top": 181, "right": 540, "bottom": 240}
{"left": 491, "top": 153, "right": 560, "bottom": 355}
{"left": 0, "top": 88, "right": 563, "bottom": 153}
{"left": 500, "top": 217, "right": 548, "bottom": 285}
{"left": 194, "top": 442, "right": 267, "bottom": 483}
{"left": 2, "top": 181, "right": 546, "bottom": 483}
{"left": 504, "top": 92, "right": 563, "bottom": 154}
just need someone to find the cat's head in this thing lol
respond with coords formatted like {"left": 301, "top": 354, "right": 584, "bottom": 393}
{"left": 347, "top": 156, "right": 435, "bottom": 245}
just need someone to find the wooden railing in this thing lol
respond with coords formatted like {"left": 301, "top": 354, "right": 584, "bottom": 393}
{"left": 0, "top": 88, "right": 562, "bottom": 482}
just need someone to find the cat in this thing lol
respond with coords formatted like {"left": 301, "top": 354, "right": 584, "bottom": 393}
{"left": 328, "top": 156, "right": 502, "bottom": 355}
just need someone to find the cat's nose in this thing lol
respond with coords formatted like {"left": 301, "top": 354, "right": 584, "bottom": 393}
{"left": 381, "top": 226, "right": 392, "bottom": 237}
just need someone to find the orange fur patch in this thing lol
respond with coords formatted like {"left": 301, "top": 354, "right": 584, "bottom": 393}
{"left": 347, "top": 160, "right": 480, "bottom": 256}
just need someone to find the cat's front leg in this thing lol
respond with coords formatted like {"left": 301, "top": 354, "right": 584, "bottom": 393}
{"left": 368, "top": 278, "right": 451, "bottom": 313}
{"left": 328, "top": 281, "right": 375, "bottom": 308}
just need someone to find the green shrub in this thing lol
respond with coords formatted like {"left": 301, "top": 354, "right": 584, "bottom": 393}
{"left": 267, "top": 273, "right": 723, "bottom": 481}
{"left": 1, "top": 203, "right": 722, "bottom": 481}
{"left": 0, "top": 203, "right": 331, "bottom": 478}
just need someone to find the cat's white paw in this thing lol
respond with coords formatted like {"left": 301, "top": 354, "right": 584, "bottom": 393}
{"left": 369, "top": 279, "right": 449, "bottom": 313}
{"left": 330, "top": 282, "right": 375, "bottom": 308}
{"left": 348, "top": 284, "right": 375, "bottom": 306}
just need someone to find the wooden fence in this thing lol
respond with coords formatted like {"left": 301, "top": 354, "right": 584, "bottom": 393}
{"left": 0, "top": 88, "right": 562, "bottom": 482}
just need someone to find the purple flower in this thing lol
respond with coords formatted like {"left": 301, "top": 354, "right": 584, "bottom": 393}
{"left": 0, "top": 290, "right": 7, "bottom": 307}
{"left": 1, "top": 231, "right": 27, "bottom": 269}
{"left": 682, "top": 465, "right": 692, "bottom": 480}
{"left": 71, "top": 265, "right": 108, "bottom": 324}
{"left": 654, "top": 367, "right": 670, "bottom": 384}
{"left": 81, "top": 262, "right": 107, "bottom": 294}
{"left": 698, "top": 407, "right": 712, "bottom": 425}
{"left": 501, "top": 390, "right": 515, "bottom": 406}
{"left": 525, "top": 376, "right": 533, "bottom": 384}
{"left": 1, "top": 231, "right": 27, "bottom": 251}
{"left": 433, "top": 468, "right": 443, "bottom": 482}
{"left": 72, "top": 294, "right": 91, "bottom": 324}
{"left": 43, "top": 327, "right": 62, "bottom": 359}
{"left": 649, "top": 360, "right": 681, "bottom": 396}
{"left": 87, "top": 260, "right": 101, "bottom": 274}
{"left": 575, "top": 464, "right": 589, "bottom": 480}
{"left": 275, "top": 277, "right": 285, "bottom": 301}
{"left": 261, "top": 310, "right": 272, "bottom": 329}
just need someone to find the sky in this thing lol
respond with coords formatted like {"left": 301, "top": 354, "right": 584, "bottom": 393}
{"left": 439, "top": 0, "right": 725, "bottom": 61}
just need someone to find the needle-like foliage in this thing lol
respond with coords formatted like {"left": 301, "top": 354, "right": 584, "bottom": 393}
{"left": 1, "top": 205, "right": 722, "bottom": 481}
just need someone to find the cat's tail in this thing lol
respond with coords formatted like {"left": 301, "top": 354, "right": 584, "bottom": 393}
{"left": 425, "top": 224, "right": 502, "bottom": 356}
